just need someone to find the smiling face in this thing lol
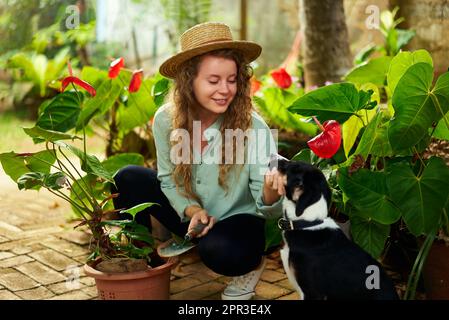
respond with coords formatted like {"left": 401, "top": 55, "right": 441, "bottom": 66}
{"left": 192, "top": 55, "right": 238, "bottom": 118}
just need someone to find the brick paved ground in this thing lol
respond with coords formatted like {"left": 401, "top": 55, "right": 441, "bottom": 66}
{"left": 0, "top": 168, "right": 297, "bottom": 300}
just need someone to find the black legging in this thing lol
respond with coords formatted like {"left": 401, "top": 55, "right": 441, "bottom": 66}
{"left": 111, "top": 165, "right": 266, "bottom": 276}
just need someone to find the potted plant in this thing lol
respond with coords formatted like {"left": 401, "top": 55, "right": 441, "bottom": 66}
{"left": 285, "top": 48, "right": 449, "bottom": 299}
{"left": 0, "top": 61, "right": 177, "bottom": 300}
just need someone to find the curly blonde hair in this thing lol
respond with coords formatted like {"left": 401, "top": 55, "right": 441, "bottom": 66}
{"left": 170, "top": 49, "right": 254, "bottom": 204}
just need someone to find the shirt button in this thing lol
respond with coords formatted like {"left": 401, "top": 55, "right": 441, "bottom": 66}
{"left": 197, "top": 179, "right": 201, "bottom": 184}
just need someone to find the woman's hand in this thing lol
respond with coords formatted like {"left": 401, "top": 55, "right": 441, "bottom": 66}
{"left": 262, "top": 167, "right": 286, "bottom": 205}
{"left": 185, "top": 206, "right": 215, "bottom": 238}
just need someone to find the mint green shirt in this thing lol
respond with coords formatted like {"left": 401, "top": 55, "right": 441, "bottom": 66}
{"left": 152, "top": 103, "right": 284, "bottom": 222}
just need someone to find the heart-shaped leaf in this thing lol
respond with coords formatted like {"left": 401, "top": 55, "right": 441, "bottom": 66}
{"left": 36, "top": 92, "right": 82, "bottom": 133}
{"left": 288, "top": 83, "right": 374, "bottom": 123}
{"left": 386, "top": 157, "right": 449, "bottom": 236}
{"left": 387, "top": 49, "right": 433, "bottom": 95}
{"left": 344, "top": 56, "right": 392, "bottom": 87}
{"left": 388, "top": 64, "right": 449, "bottom": 151}
{"left": 337, "top": 167, "right": 401, "bottom": 224}
{"left": 350, "top": 215, "right": 390, "bottom": 259}
{"left": 0, "top": 150, "right": 56, "bottom": 184}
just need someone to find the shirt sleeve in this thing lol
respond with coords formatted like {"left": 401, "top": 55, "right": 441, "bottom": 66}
{"left": 248, "top": 115, "right": 284, "bottom": 219}
{"left": 152, "top": 106, "right": 200, "bottom": 222}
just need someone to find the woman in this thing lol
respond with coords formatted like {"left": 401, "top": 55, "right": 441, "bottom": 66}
{"left": 113, "top": 22, "right": 285, "bottom": 300}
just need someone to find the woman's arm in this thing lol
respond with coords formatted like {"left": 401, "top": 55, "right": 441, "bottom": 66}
{"left": 248, "top": 113, "right": 284, "bottom": 218}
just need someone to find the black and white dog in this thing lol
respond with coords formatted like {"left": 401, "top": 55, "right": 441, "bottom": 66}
{"left": 273, "top": 159, "right": 398, "bottom": 300}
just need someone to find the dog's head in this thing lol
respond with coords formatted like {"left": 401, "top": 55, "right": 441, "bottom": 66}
{"left": 276, "top": 159, "right": 332, "bottom": 218}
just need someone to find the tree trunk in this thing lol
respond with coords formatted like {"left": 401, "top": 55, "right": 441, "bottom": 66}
{"left": 299, "top": 0, "right": 352, "bottom": 89}
{"left": 389, "top": 0, "right": 449, "bottom": 77}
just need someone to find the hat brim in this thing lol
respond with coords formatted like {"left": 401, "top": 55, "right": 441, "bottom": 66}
{"left": 159, "top": 41, "right": 262, "bottom": 79}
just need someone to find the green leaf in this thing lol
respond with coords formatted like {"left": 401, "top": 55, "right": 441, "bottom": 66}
{"left": 396, "top": 29, "right": 416, "bottom": 51}
{"left": 337, "top": 167, "right": 401, "bottom": 224}
{"left": 254, "top": 88, "right": 316, "bottom": 135}
{"left": 117, "top": 79, "right": 157, "bottom": 134}
{"left": 388, "top": 64, "right": 449, "bottom": 151}
{"left": 342, "top": 115, "right": 365, "bottom": 158}
{"left": 120, "top": 202, "right": 159, "bottom": 219}
{"left": 288, "top": 83, "right": 374, "bottom": 123}
{"left": 432, "top": 112, "right": 449, "bottom": 140}
{"left": 76, "top": 79, "right": 122, "bottom": 131}
{"left": 152, "top": 77, "right": 170, "bottom": 108}
{"left": 264, "top": 218, "right": 282, "bottom": 251}
{"left": 355, "top": 112, "right": 393, "bottom": 158}
{"left": 0, "top": 150, "right": 56, "bottom": 184}
{"left": 23, "top": 126, "right": 81, "bottom": 143}
{"left": 17, "top": 172, "right": 45, "bottom": 190}
{"left": 81, "top": 66, "right": 108, "bottom": 88}
{"left": 386, "top": 157, "right": 449, "bottom": 236}
{"left": 56, "top": 142, "right": 114, "bottom": 183}
{"left": 36, "top": 92, "right": 82, "bottom": 133}
{"left": 354, "top": 44, "right": 378, "bottom": 65}
{"left": 121, "top": 221, "right": 154, "bottom": 245}
{"left": 101, "top": 153, "right": 144, "bottom": 177}
{"left": 291, "top": 148, "right": 313, "bottom": 163}
{"left": 344, "top": 56, "right": 392, "bottom": 87}
{"left": 43, "top": 172, "right": 67, "bottom": 190}
{"left": 350, "top": 215, "right": 390, "bottom": 259}
{"left": 387, "top": 49, "right": 433, "bottom": 95}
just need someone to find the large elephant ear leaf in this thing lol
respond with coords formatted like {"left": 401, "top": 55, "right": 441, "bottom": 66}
{"left": 337, "top": 167, "right": 401, "bottom": 224}
{"left": 387, "top": 49, "right": 433, "bottom": 95}
{"left": 288, "top": 83, "right": 373, "bottom": 123}
{"left": 388, "top": 63, "right": 446, "bottom": 151}
{"left": 350, "top": 215, "right": 390, "bottom": 259}
{"left": 386, "top": 157, "right": 449, "bottom": 236}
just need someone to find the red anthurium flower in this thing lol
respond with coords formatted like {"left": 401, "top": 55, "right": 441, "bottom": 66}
{"left": 108, "top": 57, "right": 125, "bottom": 78}
{"left": 61, "top": 61, "right": 96, "bottom": 96}
{"left": 61, "top": 77, "right": 96, "bottom": 97}
{"left": 307, "top": 117, "right": 341, "bottom": 158}
{"left": 129, "top": 69, "right": 143, "bottom": 93}
{"left": 250, "top": 77, "right": 262, "bottom": 96}
{"left": 271, "top": 68, "right": 292, "bottom": 89}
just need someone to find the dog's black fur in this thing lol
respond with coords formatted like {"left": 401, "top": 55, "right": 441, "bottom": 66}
{"left": 276, "top": 159, "right": 399, "bottom": 300}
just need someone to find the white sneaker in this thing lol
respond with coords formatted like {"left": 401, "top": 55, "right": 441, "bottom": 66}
{"left": 221, "top": 257, "right": 266, "bottom": 300}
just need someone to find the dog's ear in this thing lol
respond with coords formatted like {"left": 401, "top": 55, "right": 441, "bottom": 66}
{"left": 268, "top": 153, "right": 289, "bottom": 173}
{"left": 276, "top": 159, "right": 289, "bottom": 174}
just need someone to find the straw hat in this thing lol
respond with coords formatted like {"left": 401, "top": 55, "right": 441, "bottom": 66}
{"left": 159, "top": 22, "right": 262, "bottom": 79}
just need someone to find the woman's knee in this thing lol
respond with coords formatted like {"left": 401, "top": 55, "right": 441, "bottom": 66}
{"left": 114, "top": 165, "right": 156, "bottom": 186}
{"left": 198, "top": 233, "right": 263, "bottom": 276}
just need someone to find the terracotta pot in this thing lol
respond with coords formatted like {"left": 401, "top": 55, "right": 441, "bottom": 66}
{"left": 423, "top": 241, "right": 449, "bottom": 300}
{"left": 84, "top": 257, "right": 178, "bottom": 300}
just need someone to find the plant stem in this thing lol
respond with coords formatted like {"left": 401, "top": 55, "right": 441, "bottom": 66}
{"left": 57, "top": 146, "right": 98, "bottom": 208}
{"left": 403, "top": 232, "right": 435, "bottom": 300}
{"left": 412, "top": 146, "right": 426, "bottom": 176}
{"left": 64, "top": 178, "right": 93, "bottom": 215}
{"left": 312, "top": 116, "right": 325, "bottom": 132}
{"left": 47, "top": 188, "right": 90, "bottom": 217}
{"left": 430, "top": 92, "right": 449, "bottom": 131}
